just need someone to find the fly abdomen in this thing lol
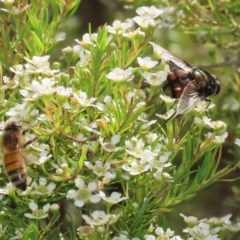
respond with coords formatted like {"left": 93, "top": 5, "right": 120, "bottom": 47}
{"left": 3, "top": 151, "right": 27, "bottom": 191}
{"left": 167, "top": 70, "right": 192, "bottom": 98}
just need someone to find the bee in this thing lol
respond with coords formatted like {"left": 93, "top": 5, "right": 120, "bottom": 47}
{"left": 150, "top": 42, "right": 220, "bottom": 117}
{"left": 2, "top": 121, "right": 36, "bottom": 190}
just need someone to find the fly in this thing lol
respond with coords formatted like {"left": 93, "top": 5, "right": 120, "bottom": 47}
{"left": 150, "top": 42, "right": 220, "bottom": 118}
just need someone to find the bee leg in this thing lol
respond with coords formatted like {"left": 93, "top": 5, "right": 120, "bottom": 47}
{"left": 22, "top": 128, "right": 38, "bottom": 147}
{"left": 22, "top": 128, "right": 29, "bottom": 135}
{"left": 23, "top": 137, "right": 38, "bottom": 148}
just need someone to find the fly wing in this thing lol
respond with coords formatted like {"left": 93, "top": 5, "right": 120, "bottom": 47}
{"left": 150, "top": 42, "right": 193, "bottom": 73}
{"left": 175, "top": 81, "right": 202, "bottom": 115}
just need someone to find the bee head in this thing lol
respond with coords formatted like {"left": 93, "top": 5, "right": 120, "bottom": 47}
{"left": 4, "top": 122, "right": 22, "bottom": 132}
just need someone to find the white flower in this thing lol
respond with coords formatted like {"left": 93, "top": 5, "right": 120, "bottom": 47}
{"left": 122, "top": 28, "right": 145, "bottom": 39}
{"left": 152, "top": 152, "right": 171, "bottom": 170}
{"left": 6, "top": 103, "right": 30, "bottom": 121}
{"left": 23, "top": 56, "right": 56, "bottom": 75}
{"left": 125, "top": 137, "right": 146, "bottom": 158}
{"left": 65, "top": 45, "right": 92, "bottom": 65}
{"left": 181, "top": 214, "right": 239, "bottom": 238}
{"left": 142, "top": 71, "right": 168, "bottom": 86}
{"left": 99, "top": 135, "right": 122, "bottom": 152}
{"left": 133, "top": 15, "right": 157, "bottom": 28}
{"left": 194, "top": 101, "right": 215, "bottom": 114}
{"left": 38, "top": 150, "right": 52, "bottom": 164}
{"left": 112, "top": 232, "right": 130, "bottom": 240}
{"left": 133, "top": 6, "right": 164, "bottom": 28}
{"left": 194, "top": 117, "right": 228, "bottom": 144}
{"left": 6, "top": 105, "right": 38, "bottom": 123}
{"left": 134, "top": 6, "right": 163, "bottom": 26}
{"left": 215, "top": 131, "right": 228, "bottom": 143}
{"left": 125, "top": 136, "right": 158, "bottom": 164}
{"left": 107, "top": 20, "right": 134, "bottom": 34}
{"left": 10, "top": 64, "right": 24, "bottom": 76}
{"left": 55, "top": 86, "right": 73, "bottom": 97}
{"left": 200, "top": 117, "right": 227, "bottom": 131}
{"left": 208, "top": 214, "right": 232, "bottom": 226}
{"left": 62, "top": 44, "right": 83, "bottom": 59}
{"left": 66, "top": 178, "right": 101, "bottom": 208}
{"left": 31, "top": 177, "right": 56, "bottom": 195}
{"left": 180, "top": 213, "right": 199, "bottom": 225}
{"left": 183, "top": 222, "right": 220, "bottom": 239}
{"left": 137, "top": 57, "right": 158, "bottom": 70}
{"left": 146, "top": 133, "right": 158, "bottom": 143}
{"left": 136, "top": 6, "right": 164, "bottom": 18}
{"left": 0, "top": 183, "right": 16, "bottom": 195}
{"left": 122, "top": 158, "right": 151, "bottom": 175}
{"left": 144, "top": 235, "right": 156, "bottom": 240}
{"left": 155, "top": 227, "right": 174, "bottom": 237}
{"left": 144, "top": 226, "right": 183, "bottom": 240}
{"left": 106, "top": 67, "right": 134, "bottom": 82}
{"left": 205, "top": 131, "right": 228, "bottom": 144}
{"left": 20, "top": 77, "right": 56, "bottom": 100}
{"left": 72, "top": 91, "right": 96, "bottom": 107}
{"left": 29, "top": 143, "right": 51, "bottom": 164}
{"left": 24, "top": 202, "right": 50, "bottom": 219}
{"left": 84, "top": 160, "right": 116, "bottom": 179}
{"left": 75, "top": 33, "right": 98, "bottom": 46}
{"left": 82, "top": 210, "right": 119, "bottom": 226}
{"left": 99, "top": 191, "right": 127, "bottom": 204}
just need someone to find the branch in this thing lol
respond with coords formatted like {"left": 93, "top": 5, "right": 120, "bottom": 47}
{"left": 199, "top": 55, "right": 240, "bottom": 68}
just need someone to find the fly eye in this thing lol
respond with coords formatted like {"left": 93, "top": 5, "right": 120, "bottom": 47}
{"left": 214, "top": 80, "right": 220, "bottom": 95}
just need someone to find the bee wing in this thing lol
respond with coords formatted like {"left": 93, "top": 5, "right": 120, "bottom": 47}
{"left": 175, "top": 81, "right": 202, "bottom": 115}
{"left": 150, "top": 42, "right": 192, "bottom": 73}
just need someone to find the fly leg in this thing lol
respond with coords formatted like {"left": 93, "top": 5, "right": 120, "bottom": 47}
{"left": 165, "top": 99, "right": 178, "bottom": 122}
{"left": 204, "top": 98, "right": 212, "bottom": 118}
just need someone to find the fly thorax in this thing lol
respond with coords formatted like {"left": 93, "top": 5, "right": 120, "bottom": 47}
{"left": 193, "top": 68, "right": 220, "bottom": 97}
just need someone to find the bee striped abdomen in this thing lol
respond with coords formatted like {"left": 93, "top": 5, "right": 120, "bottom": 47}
{"left": 3, "top": 150, "right": 27, "bottom": 190}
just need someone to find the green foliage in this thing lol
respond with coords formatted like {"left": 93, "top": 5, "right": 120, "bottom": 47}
{"left": 168, "top": 0, "right": 240, "bottom": 49}
{"left": 0, "top": 1, "right": 240, "bottom": 239}
{"left": 0, "top": 0, "right": 80, "bottom": 69}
